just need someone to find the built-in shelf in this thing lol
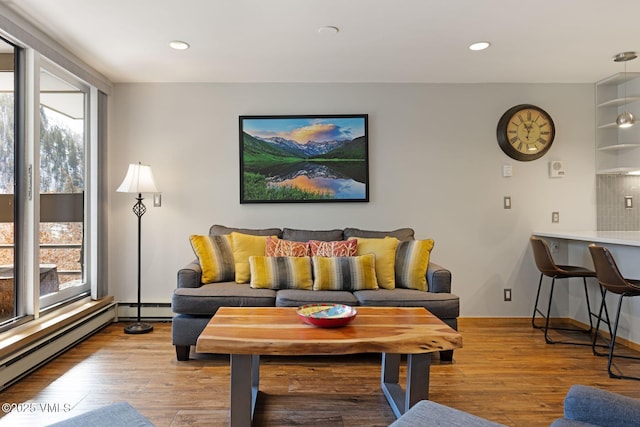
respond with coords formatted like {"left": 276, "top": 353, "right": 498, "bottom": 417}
{"left": 597, "top": 96, "right": 640, "bottom": 108}
{"left": 596, "top": 72, "right": 640, "bottom": 174}
{"left": 597, "top": 143, "right": 640, "bottom": 151}
{"left": 596, "top": 167, "right": 640, "bottom": 175}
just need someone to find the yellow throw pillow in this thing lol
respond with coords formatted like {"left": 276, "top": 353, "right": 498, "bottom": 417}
{"left": 249, "top": 256, "right": 313, "bottom": 290}
{"left": 312, "top": 254, "right": 378, "bottom": 291}
{"left": 189, "top": 234, "right": 235, "bottom": 283}
{"left": 350, "top": 236, "right": 399, "bottom": 289}
{"left": 395, "top": 239, "right": 435, "bottom": 291}
{"left": 230, "top": 232, "right": 273, "bottom": 283}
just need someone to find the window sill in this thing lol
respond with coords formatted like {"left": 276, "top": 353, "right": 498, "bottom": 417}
{"left": 0, "top": 296, "right": 114, "bottom": 360}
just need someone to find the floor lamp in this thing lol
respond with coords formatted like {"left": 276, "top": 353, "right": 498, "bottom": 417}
{"left": 117, "top": 162, "right": 159, "bottom": 334}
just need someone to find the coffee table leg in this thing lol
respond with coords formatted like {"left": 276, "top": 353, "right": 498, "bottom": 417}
{"left": 381, "top": 353, "right": 430, "bottom": 418}
{"left": 230, "top": 354, "right": 260, "bottom": 427}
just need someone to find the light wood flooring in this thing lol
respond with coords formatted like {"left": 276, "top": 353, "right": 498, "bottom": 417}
{"left": 1, "top": 318, "right": 639, "bottom": 427}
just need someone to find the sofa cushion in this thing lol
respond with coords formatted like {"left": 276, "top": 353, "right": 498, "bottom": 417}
{"left": 249, "top": 256, "right": 313, "bottom": 290}
{"left": 230, "top": 232, "right": 275, "bottom": 283}
{"left": 210, "top": 224, "right": 283, "bottom": 238}
{"left": 172, "top": 282, "right": 276, "bottom": 315}
{"left": 265, "top": 236, "right": 310, "bottom": 257}
{"left": 351, "top": 237, "right": 399, "bottom": 289}
{"left": 282, "top": 228, "right": 343, "bottom": 242}
{"left": 389, "top": 400, "right": 506, "bottom": 427}
{"left": 275, "top": 289, "right": 359, "bottom": 307}
{"left": 354, "top": 289, "right": 460, "bottom": 319}
{"left": 395, "top": 239, "right": 435, "bottom": 291}
{"left": 309, "top": 239, "right": 357, "bottom": 257}
{"left": 312, "top": 254, "right": 378, "bottom": 291}
{"left": 188, "top": 235, "right": 235, "bottom": 284}
{"left": 343, "top": 227, "right": 415, "bottom": 241}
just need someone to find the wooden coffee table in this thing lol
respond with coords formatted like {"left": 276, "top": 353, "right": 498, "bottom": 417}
{"left": 196, "top": 306, "right": 462, "bottom": 426}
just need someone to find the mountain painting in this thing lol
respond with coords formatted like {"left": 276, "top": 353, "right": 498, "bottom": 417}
{"left": 239, "top": 115, "right": 369, "bottom": 203}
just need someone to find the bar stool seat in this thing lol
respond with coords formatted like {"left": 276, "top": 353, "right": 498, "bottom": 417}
{"left": 589, "top": 244, "right": 640, "bottom": 381}
{"left": 530, "top": 236, "right": 603, "bottom": 345}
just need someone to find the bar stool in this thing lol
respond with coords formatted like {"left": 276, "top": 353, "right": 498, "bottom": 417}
{"left": 588, "top": 244, "right": 640, "bottom": 381}
{"left": 530, "top": 236, "right": 600, "bottom": 345}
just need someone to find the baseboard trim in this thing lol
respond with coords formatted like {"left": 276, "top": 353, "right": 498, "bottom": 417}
{"left": 459, "top": 316, "right": 640, "bottom": 352}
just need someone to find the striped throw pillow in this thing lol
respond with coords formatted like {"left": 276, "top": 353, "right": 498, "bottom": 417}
{"left": 395, "top": 239, "right": 435, "bottom": 291}
{"left": 189, "top": 235, "right": 235, "bottom": 283}
{"left": 312, "top": 254, "right": 378, "bottom": 291}
{"left": 249, "top": 256, "right": 313, "bottom": 290}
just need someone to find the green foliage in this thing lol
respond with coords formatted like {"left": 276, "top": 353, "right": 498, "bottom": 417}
{"left": 311, "top": 136, "right": 366, "bottom": 160}
{"left": 242, "top": 132, "right": 303, "bottom": 165}
{"left": 0, "top": 95, "right": 84, "bottom": 194}
{"left": 243, "top": 172, "right": 330, "bottom": 201}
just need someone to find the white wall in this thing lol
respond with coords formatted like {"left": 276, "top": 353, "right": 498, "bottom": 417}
{"left": 108, "top": 82, "right": 596, "bottom": 317}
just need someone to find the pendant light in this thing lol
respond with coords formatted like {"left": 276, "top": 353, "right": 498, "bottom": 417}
{"left": 614, "top": 51, "right": 637, "bottom": 128}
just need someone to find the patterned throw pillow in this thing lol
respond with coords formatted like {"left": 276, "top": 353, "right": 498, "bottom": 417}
{"left": 265, "top": 236, "right": 310, "bottom": 257}
{"left": 249, "top": 256, "right": 313, "bottom": 290}
{"left": 309, "top": 239, "right": 357, "bottom": 257}
{"left": 189, "top": 235, "right": 235, "bottom": 283}
{"left": 230, "top": 232, "right": 274, "bottom": 283}
{"left": 350, "top": 236, "right": 399, "bottom": 290}
{"left": 395, "top": 239, "right": 435, "bottom": 291}
{"left": 312, "top": 254, "right": 378, "bottom": 291}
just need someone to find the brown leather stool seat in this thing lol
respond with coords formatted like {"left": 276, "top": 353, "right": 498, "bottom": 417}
{"left": 530, "top": 236, "right": 603, "bottom": 345}
{"left": 589, "top": 244, "right": 640, "bottom": 380}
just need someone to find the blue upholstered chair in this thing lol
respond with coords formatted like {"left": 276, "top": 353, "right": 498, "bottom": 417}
{"left": 551, "top": 385, "right": 640, "bottom": 426}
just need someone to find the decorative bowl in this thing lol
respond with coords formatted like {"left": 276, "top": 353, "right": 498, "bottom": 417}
{"left": 296, "top": 303, "right": 357, "bottom": 328}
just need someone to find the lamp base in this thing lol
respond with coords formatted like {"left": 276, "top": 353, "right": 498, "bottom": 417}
{"left": 124, "top": 322, "right": 154, "bottom": 334}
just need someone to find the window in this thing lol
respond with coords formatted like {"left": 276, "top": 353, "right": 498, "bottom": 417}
{"left": 0, "top": 37, "right": 17, "bottom": 325}
{"left": 0, "top": 30, "right": 104, "bottom": 330}
{"left": 38, "top": 64, "right": 89, "bottom": 309}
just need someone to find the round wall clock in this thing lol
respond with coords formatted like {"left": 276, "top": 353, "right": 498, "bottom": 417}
{"left": 496, "top": 104, "right": 555, "bottom": 161}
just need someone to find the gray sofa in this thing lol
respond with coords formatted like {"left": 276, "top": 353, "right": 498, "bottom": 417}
{"left": 171, "top": 225, "right": 460, "bottom": 361}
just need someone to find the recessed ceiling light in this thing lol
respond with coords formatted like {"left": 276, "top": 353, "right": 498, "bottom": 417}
{"left": 169, "top": 40, "right": 190, "bottom": 50}
{"left": 469, "top": 41, "right": 491, "bottom": 51}
{"left": 318, "top": 26, "right": 339, "bottom": 35}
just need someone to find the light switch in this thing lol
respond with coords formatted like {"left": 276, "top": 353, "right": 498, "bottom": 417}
{"left": 502, "top": 164, "right": 513, "bottom": 177}
{"left": 504, "top": 196, "right": 511, "bottom": 209}
{"left": 625, "top": 196, "right": 633, "bottom": 209}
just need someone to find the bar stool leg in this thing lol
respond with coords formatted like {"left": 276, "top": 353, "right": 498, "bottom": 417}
{"left": 532, "top": 273, "right": 545, "bottom": 329}
{"left": 607, "top": 295, "right": 640, "bottom": 381}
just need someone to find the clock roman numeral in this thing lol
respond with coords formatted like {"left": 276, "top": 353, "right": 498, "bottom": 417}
{"left": 510, "top": 136, "right": 519, "bottom": 144}
{"left": 537, "top": 137, "right": 547, "bottom": 144}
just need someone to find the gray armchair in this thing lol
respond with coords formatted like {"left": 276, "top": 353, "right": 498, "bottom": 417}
{"left": 551, "top": 385, "right": 640, "bottom": 427}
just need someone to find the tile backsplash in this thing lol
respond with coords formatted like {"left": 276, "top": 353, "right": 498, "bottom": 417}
{"left": 597, "top": 175, "right": 640, "bottom": 231}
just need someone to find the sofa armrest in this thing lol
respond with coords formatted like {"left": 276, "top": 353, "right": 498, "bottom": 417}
{"left": 559, "top": 385, "right": 640, "bottom": 427}
{"left": 427, "top": 261, "right": 452, "bottom": 293}
{"left": 177, "top": 260, "right": 203, "bottom": 289}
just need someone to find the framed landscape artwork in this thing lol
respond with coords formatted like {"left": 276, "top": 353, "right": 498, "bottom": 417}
{"left": 239, "top": 114, "right": 369, "bottom": 203}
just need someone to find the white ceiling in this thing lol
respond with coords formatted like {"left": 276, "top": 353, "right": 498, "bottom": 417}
{"left": 1, "top": 0, "right": 640, "bottom": 84}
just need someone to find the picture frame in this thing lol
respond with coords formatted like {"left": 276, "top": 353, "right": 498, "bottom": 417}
{"left": 239, "top": 114, "right": 369, "bottom": 203}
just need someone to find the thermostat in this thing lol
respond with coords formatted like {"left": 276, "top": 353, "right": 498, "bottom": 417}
{"left": 549, "top": 160, "right": 565, "bottom": 178}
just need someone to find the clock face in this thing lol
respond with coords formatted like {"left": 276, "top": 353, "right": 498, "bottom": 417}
{"left": 497, "top": 104, "right": 555, "bottom": 161}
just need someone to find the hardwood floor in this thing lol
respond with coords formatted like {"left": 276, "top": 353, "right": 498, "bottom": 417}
{"left": 0, "top": 318, "right": 639, "bottom": 427}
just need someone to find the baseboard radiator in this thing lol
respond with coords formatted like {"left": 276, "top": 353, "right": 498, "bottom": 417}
{"left": 117, "top": 302, "right": 173, "bottom": 320}
{"left": 0, "top": 302, "right": 116, "bottom": 391}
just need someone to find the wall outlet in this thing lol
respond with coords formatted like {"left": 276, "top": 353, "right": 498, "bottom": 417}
{"left": 503, "top": 288, "right": 512, "bottom": 302}
{"left": 552, "top": 211, "right": 559, "bottom": 223}
{"left": 550, "top": 240, "right": 560, "bottom": 254}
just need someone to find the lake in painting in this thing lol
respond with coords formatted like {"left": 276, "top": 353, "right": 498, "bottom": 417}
{"left": 240, "top": 115, "right": 369, "bottom": 203}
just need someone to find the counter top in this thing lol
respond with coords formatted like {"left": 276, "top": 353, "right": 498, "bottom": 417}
{"left": 532, "top": 230, "right": 640, "bottom": 247}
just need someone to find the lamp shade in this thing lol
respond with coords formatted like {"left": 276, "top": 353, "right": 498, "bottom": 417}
{"left": 116, "top": 163, "right": 159, "bottom": 194}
